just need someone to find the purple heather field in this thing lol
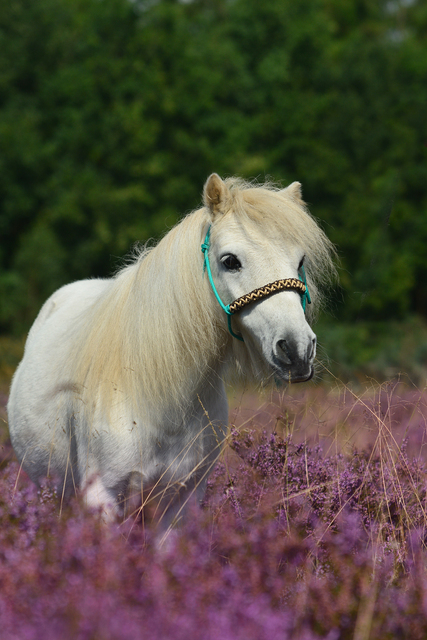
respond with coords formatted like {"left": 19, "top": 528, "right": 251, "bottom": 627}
{"left": 1, "top": 380, "right": 427, "bottom": 639}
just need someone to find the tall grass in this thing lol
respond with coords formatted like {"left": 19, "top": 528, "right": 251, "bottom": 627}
{"left": 1, "top": 376, "right": 427, "bottom": 638}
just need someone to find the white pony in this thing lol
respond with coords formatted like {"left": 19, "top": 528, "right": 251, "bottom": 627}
{"left": 7, "top": 174, "right": 335, "bottom": 527}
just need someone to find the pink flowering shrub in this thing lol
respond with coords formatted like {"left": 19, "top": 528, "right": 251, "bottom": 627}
{"left": 1, "top": 383, "right": 427, "bottom": 639}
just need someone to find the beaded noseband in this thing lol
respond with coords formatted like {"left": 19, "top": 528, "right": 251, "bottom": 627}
{"left": 201, "top": 226, "right": 311, "bottom": 341}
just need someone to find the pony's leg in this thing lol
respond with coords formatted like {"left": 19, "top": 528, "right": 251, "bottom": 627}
{"left": 122, "top": 471, "right": 144, "bottom": 522}
{"left": 83, "top": 475, "right": 119, "bottom": 522}
{"left": 121, "top": 473, "right": 193, "bottom": 530}
{"left": 155, "top": 479, "right": 207, "bottom": 545}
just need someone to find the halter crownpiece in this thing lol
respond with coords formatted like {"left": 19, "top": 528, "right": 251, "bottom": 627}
{"left": 201, "top": 226, "right": 311, "bottom": 341}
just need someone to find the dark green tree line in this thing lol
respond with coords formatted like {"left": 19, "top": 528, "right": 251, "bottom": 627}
{"left": 0, "top": 0, "right": 426, "bottom": 333}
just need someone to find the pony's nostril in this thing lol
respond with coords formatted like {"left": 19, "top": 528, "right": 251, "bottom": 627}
{"left": 278, "top": 336, "right": 316, "bottom": 365}
{"left": 277, "top": 340, "right": 287, "bottom": 352}
{"left": 277, "top": 339, "right": 295, "bottom": 365}
{"left": 308, "top": 337, "right": 316, "bottom": 361}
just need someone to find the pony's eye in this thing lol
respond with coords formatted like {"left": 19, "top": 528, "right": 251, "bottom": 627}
{"left": 221, "top": 254, "right": 242, "bottom": 271}
{"left": 298, "top": 255, "right": 305, "bottom": 271}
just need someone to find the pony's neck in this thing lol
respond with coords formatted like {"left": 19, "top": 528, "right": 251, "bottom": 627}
{"left": 72, "top": 208, "right": 233, "bottom": 424}
{"left": 129, "top": 209, "right": 231, "bottom": 413}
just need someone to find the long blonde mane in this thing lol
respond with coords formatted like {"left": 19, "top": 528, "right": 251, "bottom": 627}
{"left": 70, "top": 178, "right": 336, "bottom": 422}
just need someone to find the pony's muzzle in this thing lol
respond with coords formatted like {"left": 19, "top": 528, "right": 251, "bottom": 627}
{"left": 274, "top": 335, "right": 316, "bottom": 382}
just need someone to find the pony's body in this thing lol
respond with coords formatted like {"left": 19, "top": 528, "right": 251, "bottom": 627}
{"left": 8, "top": 175, "right": 335, "bottom": 527}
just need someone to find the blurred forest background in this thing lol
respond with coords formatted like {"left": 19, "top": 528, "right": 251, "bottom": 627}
{"left": 0, "top": 0, "right": 426, "bottom": 384}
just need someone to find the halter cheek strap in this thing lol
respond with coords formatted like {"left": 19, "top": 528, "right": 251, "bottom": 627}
{"left": 201, "top": 226, "right": 311, "bottom": 342}
{"left": 201, "top": 227, "right": 243, "bottom": 340}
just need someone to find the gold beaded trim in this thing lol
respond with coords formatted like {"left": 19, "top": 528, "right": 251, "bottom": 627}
{"left": 228, "top": 278, "right": 306, "bottom": 314}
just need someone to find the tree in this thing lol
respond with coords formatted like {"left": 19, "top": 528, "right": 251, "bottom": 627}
{"left": 0, "top": 0, "right": 426, "bottom": 332}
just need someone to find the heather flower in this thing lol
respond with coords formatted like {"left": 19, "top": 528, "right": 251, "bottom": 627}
{"left": 1, "top": 384, "right": 427, "bottom": 638}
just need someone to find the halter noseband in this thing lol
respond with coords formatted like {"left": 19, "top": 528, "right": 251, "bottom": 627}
{"left": 201, "top": 226, "right": 311, "bottom": 341}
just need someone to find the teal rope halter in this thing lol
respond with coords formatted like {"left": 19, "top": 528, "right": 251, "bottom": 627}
{"left": 201, "top": 226, "right": 311, "bottom": 342}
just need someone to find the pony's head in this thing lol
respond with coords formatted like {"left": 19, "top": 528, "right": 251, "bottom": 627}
{"left": 202, "top": 173, "right": 336, "bottom": 383}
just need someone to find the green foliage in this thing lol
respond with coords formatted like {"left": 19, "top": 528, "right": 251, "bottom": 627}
{"left": 318, "top": 315, "right": 427, "bottom": 384}
{"left": 0, "top": 336, "right": 25, "bottom": 389}
{"left": 0, "top": 0, "right": 426, "bottom": 333}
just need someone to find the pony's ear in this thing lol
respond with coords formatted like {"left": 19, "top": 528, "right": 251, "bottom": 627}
{"left": 203, "top": 173, "right": 230, "bottom": 217}
{"left": 281, "top": 181, "right": 305, "bottom": 205}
